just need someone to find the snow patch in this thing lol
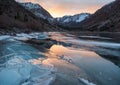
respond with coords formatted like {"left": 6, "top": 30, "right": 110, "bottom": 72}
{"left": 76, "top": 14, "right": 89, "bottom": 23}
{"left": 21, "top": 2, "right": 41, "bottom": 9}
{"left": 63, "top": 18, "right": 71, "bottom": 23}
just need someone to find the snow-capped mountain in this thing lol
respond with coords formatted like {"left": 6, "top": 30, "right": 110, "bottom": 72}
{"left": 21, "top": 2, "right": 40, "bottom": 9}
{"left": 20, "top": 2, "right": 91, "bottom": 29}
{"left": 21, "top": 2, "right": 53, "bottom": 20}
{"left": 55, "top": 13, "right": 91, "bottom": 28}
{"left": 57, "top": 13, "right": 90, "bottom": 23}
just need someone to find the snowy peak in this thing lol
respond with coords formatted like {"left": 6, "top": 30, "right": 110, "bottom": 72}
{"left": 57, "top": 13, "right": 91, "bottom": 23}
{"left": 55, "top": 13, "right": 91, "bottom": 28}
{"left": 20, "top": 2, "right": 53, "bottom": 19}
{"left": 21, "top": 2, "right": 41, "bottom": 9}
{"left": 74, "top": 13, "right": 90, "bottom": 23}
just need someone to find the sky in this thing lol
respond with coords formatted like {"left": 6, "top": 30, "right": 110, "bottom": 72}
{"left": 16, "top": 0, "right": 115, "bottom": 17}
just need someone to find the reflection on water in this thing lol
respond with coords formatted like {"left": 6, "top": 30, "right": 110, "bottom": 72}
{"left": 49, "top": 44, "right": 100, "bottom": 58}
{"left": 49, "top": 45, "right": 68, "bottom": 56}
{"left": 49, "top": 32, "right": 120, "bottom": 49}
{"left": 46, "top": 44, "right": 120, "bottom": 85}
{"left": 48, "top": 32, "right": 120, "bottom": 68}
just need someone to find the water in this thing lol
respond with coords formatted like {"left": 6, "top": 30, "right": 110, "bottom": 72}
{"left": 0, "top": 32, "right": 120, "bottom": 85}
{"left": 0, "top": 36, "right": 55, "bottom": 85}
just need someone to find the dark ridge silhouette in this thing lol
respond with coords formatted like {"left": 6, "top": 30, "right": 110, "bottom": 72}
{"left": 79, "top": 0, "right": 120, "bottom": 32}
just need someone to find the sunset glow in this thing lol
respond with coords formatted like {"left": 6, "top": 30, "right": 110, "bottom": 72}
{"left": 16, "top": 0, "right": 114, "bottom": 17}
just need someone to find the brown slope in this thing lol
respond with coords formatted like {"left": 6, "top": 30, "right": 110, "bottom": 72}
{"left": 80, "top": 0, "right": 120, "bottom": 32}
{"left": 0, "top": 0, "right": 60, "bottom": 34}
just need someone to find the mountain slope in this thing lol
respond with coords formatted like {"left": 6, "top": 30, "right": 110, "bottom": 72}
{"left": 80, "top": 0, "right": 120, "bottom": 32}
{"left": 21, "top": 2, "right": 53, "bottom": 20}
{"left": 0, "top": 0, "right": 59, "bottom": 34}
{"left": 20, "top": 2, "right": 59, "bottom": 26}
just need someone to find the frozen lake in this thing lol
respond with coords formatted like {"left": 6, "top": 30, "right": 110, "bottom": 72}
{"left": 0, "top": 32, "right": 120, "bottom": 85}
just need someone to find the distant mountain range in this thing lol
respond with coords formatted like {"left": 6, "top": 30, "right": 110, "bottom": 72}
{"left": 56, "top": 13, "right": 90, "bottom": 23}
{"left": 55, "top": 13, "right": 91, "bottom": 29}
{"left": 0, "top": 0, "right": 119, "bottom": 33}
{"left": 21, "top": 1, "right": 120, "bottom": 32}
{"left": 21, "top": 2, "right": 91, "bottom": 29}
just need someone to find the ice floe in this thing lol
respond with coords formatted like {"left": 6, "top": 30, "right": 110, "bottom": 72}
{"left": 78, "top": 78, "right": 96, "bottom": 85}
{"left": 0, "top": 35, "right": 11, "bottom": 40}
{"left": 80, "top": 36, "right": 112, "bottom": 39}
{"left": 0, "top": 56, "right": 56, "bottom": 85}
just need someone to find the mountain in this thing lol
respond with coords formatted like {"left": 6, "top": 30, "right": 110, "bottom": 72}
{"left": 79, "top": 0, "right": 120, "bottom": 32}
{"left": 0, "top": 0, "right": 60, "bottom": 34}
{"left": 20, "top": 2, "right": 53, "bottom": 20}
{"left": 56, "top": 13, "right": 91, "bottom": 29}
{"left": 20, "top": 2, "right": 91, "bottom": 30}
{"left": 20, "top": 2, "right": 59, "bottom": 25}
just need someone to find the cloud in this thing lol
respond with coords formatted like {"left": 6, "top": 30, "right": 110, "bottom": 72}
{"left": 16, "top": 0, "right": 115, "bottom": 17}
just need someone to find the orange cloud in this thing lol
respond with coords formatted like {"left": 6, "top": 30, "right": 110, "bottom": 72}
{"left": 45, "top": 5, "right": 104, "bottom": 17}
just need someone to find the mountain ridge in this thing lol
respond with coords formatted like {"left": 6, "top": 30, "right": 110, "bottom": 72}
{"left": 0, "top": 0, "right": 62, "bottom": 34}
{"left": 20, "top": 2, "right": 90, "bottom": 30}
{"left": 20, "top": 2, "right": 53, "bottom": 19}
{"left": 0, "top": 0, "right": 119, "bottom": 33}
{"left": 79, "top": 0, "right": 120, "bottom": 32}
{"left": 55, "top": 13, "right": 91, "bottom": 29}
